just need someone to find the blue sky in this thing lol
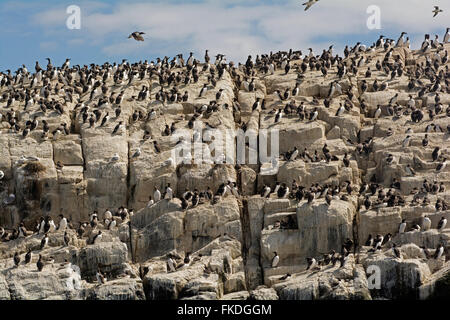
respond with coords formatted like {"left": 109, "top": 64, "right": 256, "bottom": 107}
{"left": 0, "top": 0, "right": 448, "bottom": 71}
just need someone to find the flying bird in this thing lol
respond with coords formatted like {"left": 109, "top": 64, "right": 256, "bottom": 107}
{"left": 302, "top": 0, "right": 319, "bottom": 11}
{"left": 432, "top": 6, "right": 443, "bottom": 17}
{"left": 128, "top": 31, "right": 145, "bottom": 41}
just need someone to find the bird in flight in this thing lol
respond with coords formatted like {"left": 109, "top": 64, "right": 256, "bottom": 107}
{"left": 128, "top": 31, "right": 145, "bottom": 41}
{"left": 302, "top": 0, "right": 319, "bottom": 11}
{"left": 432, "top": 6, "right": 443, "bottom": 17}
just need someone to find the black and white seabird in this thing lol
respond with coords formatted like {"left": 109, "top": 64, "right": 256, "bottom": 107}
{"left": 13, "top": 252, "right": 20, "bottom": 267}
{"left": 374, "top": 105, "right": 381, "bottom": 119}
{"left": 274, "top": 109, "right": 282, "bottom": 123}
{"left": 437, "top": 217, "right": 447, "bottom": 231}
{"left": 132, "top": 147, "right": 141, "bottom": 158}
{"left": 279, "top": 273, "right": 291, "bottom": 281}
{"left": 191, "top": 192, "right": 199, "bottom": 207}
{"left": 307, "top": 191, "right": 315, "bottom": 204}
{"left": 289, "top": 147, "right": 299, "bottom": 161}
{"left": 261, "top": 185, "right": 271, "bottom": 198}
{"left": 402, "top": 135, "right": 411, "bottom": 148}
{"left": 63, "top": 231, "right": 70, "bottom": 246}
{"left": 382, "top": 233, "right": 392, "bottom": 246}
{"left": 436, "top": 158, "right": 447, "bottom": 172}
{"left": 405, "top": 164, "right": 416, "bottom": 176}
{"left": 271, "top": 252, "right": 279, "bottom": 267}
{"left": 100, "top": 113, "right": 109, "bottom": 127}
{"left": 57, "top": 214, "right": 67, "bottom": 231}
{"left": 432, "top": 6, "right": 443, "bottom": 17}
{"left": 154, "top": 187, "right": 161, "bottom": 202}
{"left": 92, "top": 230, "right": 102, "bottom": 244}
{"left": 368, "top": 234, "right": 383, "bottom": 252}
{"left": 398, "top": 219, "right": 406, "bottom": 233}
{"left": 392, "top": 243, "right": 401, "bottom": 259}
{"left": 306, "top": 257, "right": 316, "bottom": 270}
{"left": 335, "top": 103, "right": 345, "bottom": 117}
{"left": 165, "top": 184, "right": 173, "bottom": 200}
{"left": 110, "top": 153, "right": 120, "bottom": 162}
{"left": 422, "top": 134, "right": 428, "bottom": 147}
{"left": 434, "top": 244, "right": 444, "bottom": 259}
{"left": 128, "top": 31, "right": 145, "bottom": 41}
{"left": 432, "top": 147, "right": 440, "bottom": 162}
{"left": 302, "top": 0, "right": 319, "bottom": 11}
{"left": 310, "top": 107, "right": 318, "bottom": 121}
{"left": 364, "top": 196, "right": 371, "bottom": 210}
{"left": 365, "top": 234, "right": 374, "bottom": 247}
{"left": 422, "top": 216, "right": 431, "bottom": 231}
{"left": 96, "top": 268, "right": 107, "bottom": 284}
{"left": 37, "top": 255, "right": 44, "bottom": 271}
{"left": 25, "top": 248, "right": 32, "bottom": 264}
{"left": 40, "top": 233, "right": 48, "bottom": 250}
{"left": 325, "top": 194, "right": 333, "bottom": 206}
{"left": 112, "top": 121, "right": 123, "bottom": 135}
{"left": 167, "top": 256, "right": 176, "bottom": 272}
{"left": 217, "top": 183, "right": 227, "bottom": 197}
{"left": 278, "top": 183, "right": 289, "bottom": 198}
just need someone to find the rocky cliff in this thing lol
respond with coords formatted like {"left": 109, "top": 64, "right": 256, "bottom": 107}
{"left": 0, "top": 35, "right": 449, "bottom": 300}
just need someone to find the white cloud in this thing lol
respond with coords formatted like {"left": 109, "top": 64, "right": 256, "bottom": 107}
{"left": 29, "top": 0, "right": 449, "bottom": 63}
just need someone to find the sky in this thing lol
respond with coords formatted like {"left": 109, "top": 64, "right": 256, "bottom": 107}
{"left": 0, "top": 0, "right": 448, "bottom": 71}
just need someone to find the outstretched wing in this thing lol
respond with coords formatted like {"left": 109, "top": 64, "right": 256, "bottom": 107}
{"left": 303, "top": 0, "right": 316, "bottom": 11}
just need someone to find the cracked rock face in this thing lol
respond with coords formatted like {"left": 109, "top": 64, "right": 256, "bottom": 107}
{"left": 0, "top": 36, "right": 449, "bottom": 300}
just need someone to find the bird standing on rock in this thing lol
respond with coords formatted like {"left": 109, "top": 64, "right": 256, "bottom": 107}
{"left": 154, "top": 187, "right": 161, "bottom": 202}
{"left": 40, "top": 233, "right": 48, "bottom": 250}
{"left": 437, "top": 217, "right": 447, "bottom": 231}
{"left": 261, "top": 185, "right": 271, "bottom": 198}
{"left": 436, "top": 158, "right": 447, "bottom": 172}
{"left": 306, "top": 257, "right": 316, "bottom": 270}
{"left": 167, "top": 256, "right": 176, "bottom": 272}
{"left": 392, "top": 243, "right": 401, "bottom": 259}
{"left": 398, "top": 219, "right": 407, "bottom": 233}
{"left": 63, "top": 231, "right": 70, "bottom": 246}
{"left": 92, "top": 231, "right": 102, "bottom": 244}
{"left": 97, "top": 268, "right": 107, "bottom": 284}
{"left": 13, "top": 252, "right": 20, "bottom": 267}
{"left": 271, "top": 252, "right": 279, "bottom": 267}
{"left": 37, "top": 255, "right": 44, "bottom": 271}
{"left": 24, "top": 249, "right": 32, "bottom": 264}
{"left": 132, "top": 147, "right": 141, "bottom": 159}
